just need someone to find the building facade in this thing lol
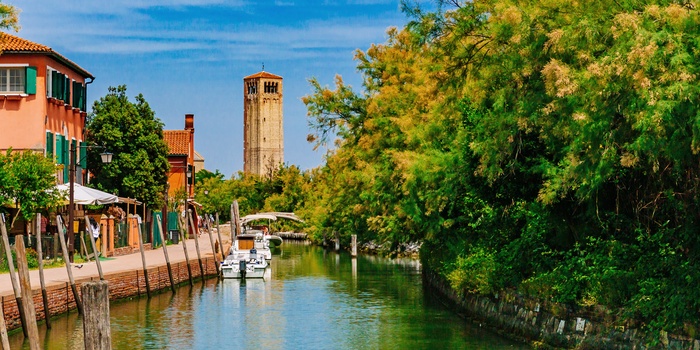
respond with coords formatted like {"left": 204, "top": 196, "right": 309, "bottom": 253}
{"left": 163, "top": 114, "right": 196, "bottom": 199}
{"left": 0, "top": 32, "right": 94, "bottom": 184}
{"left": 243, "top": 71, "right": 284, "bottom": 176}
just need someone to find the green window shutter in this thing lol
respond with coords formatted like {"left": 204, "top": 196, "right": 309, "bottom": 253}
{"left": 25, "top": 67, "right": 37, "bottom": 94}
{"left": 64, "top": 75, "right": 70, "bottom": 103}
{"left": 63, "top": 137, "right": 70, "bottom": 182}
{"left": 81, "top": 84, "right": 87, "bottom": 111}
{"left": 50, "top": 71, "right": 55, "bottom": 98}
{"left": 56, "top": 135, "right": 64, "bottom": 164}
{"left": 56, "top": 71, "right": 60, "bottom": 99}
{"left": 46, "top": 132, "right": 54, "bottom": 158}
{"left": 59, "top": 74, "right": 64, "bottom": 101}
{"left": 53, "top": 71, "right": 60, "bottom": 99}
{"left": 72, "top": 81, "right": 79, "bottom": 108}
{"left": 79, "top": 141, "right": 86, "bottom": 168}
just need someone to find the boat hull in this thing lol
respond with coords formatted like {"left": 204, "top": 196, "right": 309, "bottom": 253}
{"left": 221, "top": 265, "right": 266, "bottom": 279}
{"left": 220, "top": 254, "right": 268, "bottom": 279}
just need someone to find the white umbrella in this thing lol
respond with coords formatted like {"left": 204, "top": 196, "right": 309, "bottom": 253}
{"left": 54, "top": 183, "right": 119, "bottom": 205}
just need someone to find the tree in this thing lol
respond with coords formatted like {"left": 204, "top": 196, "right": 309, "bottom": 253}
{"left": 299, "top": 0, "right": 700, "bottom": 336}
{"left": 0, "top": 150, "right": 63, "bottom": 229}
{"left": 86, "top": 85, "right": 169, "bottom": 209}
{"left": 0, "top": 1, "right": 19, "bottom": 33}
{"left": 195, "top": 169, "right": 224, "bottom": 185}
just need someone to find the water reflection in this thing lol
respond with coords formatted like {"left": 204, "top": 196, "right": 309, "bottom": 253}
{"left": 10, "top": 242, "right": 529, "bottom": 349}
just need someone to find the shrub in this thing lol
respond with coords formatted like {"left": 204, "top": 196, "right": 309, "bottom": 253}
{"left": 446, "top": 247, "right": 496, "bottom": 296}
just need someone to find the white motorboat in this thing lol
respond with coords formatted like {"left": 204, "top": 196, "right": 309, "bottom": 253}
{"left": 220, "top": 248, "right": 268, "bottom": 279}
{"left": 231, "top": 233, "right": 272, "bottom": 261}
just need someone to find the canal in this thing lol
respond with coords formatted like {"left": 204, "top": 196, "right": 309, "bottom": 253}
{"left": 9, "top": 242, "right": 529, "bottom": 349}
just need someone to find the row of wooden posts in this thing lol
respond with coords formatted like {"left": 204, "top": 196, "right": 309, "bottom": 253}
{"left": 0, "top": 200, "right": 243, "bottom": 350}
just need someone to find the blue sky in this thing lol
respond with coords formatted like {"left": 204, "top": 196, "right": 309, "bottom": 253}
{"left": 11, "top": 0, "right": 422, "bottom": 177}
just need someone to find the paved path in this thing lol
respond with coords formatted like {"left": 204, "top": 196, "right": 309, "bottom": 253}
{"left": 0, "top": 226, "right": 233, "bottom": 297}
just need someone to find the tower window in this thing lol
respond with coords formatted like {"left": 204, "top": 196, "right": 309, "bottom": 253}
{"left": 264, "top": 82, "right": 278, "bottom": 94}
{"left": 247, "top": 82, "right": 257, "bottom": 94}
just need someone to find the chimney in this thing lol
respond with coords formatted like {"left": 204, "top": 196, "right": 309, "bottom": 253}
{"left": 185, "top": 114, "right": 194, "bottom": 130}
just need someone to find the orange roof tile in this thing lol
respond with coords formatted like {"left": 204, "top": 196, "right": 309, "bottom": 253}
{"left": 244, "top": 71, "right": 282, "bottom": 80}
{"left": 0, "top": 32, "right": 94, "bottom": 78}
{"left": 163, "top": 130, "right": 190, "bottom": 156}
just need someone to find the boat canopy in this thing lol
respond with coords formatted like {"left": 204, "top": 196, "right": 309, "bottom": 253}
{"left": 240, "top": 212, "right": 303, "bottom": 225}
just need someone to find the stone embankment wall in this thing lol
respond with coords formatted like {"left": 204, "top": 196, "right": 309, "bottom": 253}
{"left": 1, "top": 257, "right": 218, "bottom": 331}
{"left": 423, "top": 271, "right": 700, "bottom": 349}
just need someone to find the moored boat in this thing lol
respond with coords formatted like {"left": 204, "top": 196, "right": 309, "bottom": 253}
{"left": 220, "top": 248, "right": 268, "bottom": 279}
{"left": 231, "top": 233, "right": 272, "bottom": 260}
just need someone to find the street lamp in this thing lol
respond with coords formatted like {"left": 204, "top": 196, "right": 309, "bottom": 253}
{"left": 186, "top": 165, "right": 193, "bottom": 195}
{"left": 68, "top": 143, "right": 112, "bottom": 261}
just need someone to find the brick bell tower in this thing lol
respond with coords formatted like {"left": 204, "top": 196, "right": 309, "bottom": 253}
{"left": 243, "top": 70, "right": 284, "bottom": 176}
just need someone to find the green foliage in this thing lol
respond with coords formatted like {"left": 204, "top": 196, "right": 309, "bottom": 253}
{"left": 86, "top": 85, "right": 169, "bottom": 209}
{"left": 195, "top": 169, "right": 224, "bottom": 185}
{"left": 296, "top": 0, "right": 700, "bottom": 337}
{"left": 0, "top": 246, "right": 39, "bottom": 271}
{"left": 0, "top": 150, "right": 63, "bottom": 229}
{"left": 191, "top": 165, "right": 311, "bottom": 231}
{"left": 24, "top": 247, "right": 38, "bottom": 269}
{"left": 0, "top": 1, "right": 19, "bottom": 32}
{"left": 446, "top": 247, "right": 496, "bottom": 296}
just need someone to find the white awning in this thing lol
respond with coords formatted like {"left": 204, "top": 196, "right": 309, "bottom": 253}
{"left": 54, "top": 183, "right": 119, "bottom": 205}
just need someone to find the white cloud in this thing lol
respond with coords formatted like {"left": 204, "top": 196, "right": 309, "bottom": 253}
{"left": 17, "top": 5, "right": 398, "bottom": 60}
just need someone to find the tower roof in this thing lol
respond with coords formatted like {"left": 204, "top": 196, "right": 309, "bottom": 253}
{"left": 244, "top": 71, "right": 282, "bottom": 80}
{"left": 0, "top": 32, "right": 94, "bottom": 79}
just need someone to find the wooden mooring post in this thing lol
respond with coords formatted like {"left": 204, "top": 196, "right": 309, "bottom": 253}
{"left": 351, "top": 234, "right": 357, "bottom": 257}
{"left": 81, "top": 281, "right": 112, "bottom": 350}
{"left": 15, "top": 237, "right": 40, "bottom": 349}
{"left": 156, "top": 215, "right": 176, "bottom": 293}
{"left": 187, "top": 210, "right": 204, "bottom": 279}
{"left": 229, "top": 204, "right": 235, "bottom": 240}
{"left": 204, "top": 215, "right": 220, "bottom": 275}
{"left": 136, "top": 220, "right": 151, "bottom": 297}
{"left": 232, "top": 201, "right": 241, "bottom": 239}
{"left": 0, "top": 214, "right": 28, "bottom": 337}
{"left": 215, "top": 213, "right": 225, "bottom": 261}
{"left": 0, "top": 301, "right": 10, "bottom": 350}
{"left": 35, "top": 214, "right": 51, "bottom": 329}
{"left": 178, "top": 213, "right": 193, "bottom": 286}
{"left": 56, "top": 216, "right": 83, "bottom": 315}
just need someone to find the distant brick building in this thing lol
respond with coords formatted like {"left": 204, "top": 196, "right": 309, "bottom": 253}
{"left": 163, "top": 114, "right": 195, "bottom": 199}
{"left": 243, "top": 71, "right": 284, "bottom": 176}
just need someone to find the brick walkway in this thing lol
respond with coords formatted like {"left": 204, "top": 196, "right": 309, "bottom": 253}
{"left": 0, "top": 225, "right": 233, "bottom": 297}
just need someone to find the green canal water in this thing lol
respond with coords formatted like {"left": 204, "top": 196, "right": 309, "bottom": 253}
{"left": 9, "top": 242, "right": 529, "bottom": 349}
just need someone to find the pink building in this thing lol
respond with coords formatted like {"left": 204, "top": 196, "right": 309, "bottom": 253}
{"left": 0, "top": 32, "right": 94, "bottom": 184}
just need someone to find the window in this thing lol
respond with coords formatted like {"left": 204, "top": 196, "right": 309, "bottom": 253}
{"left": 72, "top": 81, "right": 86, "bottom": 110}
{"left": 46, "top": 132, "right": 54, "bottom": 158}
{"left": 247, "top": 81, "right": 257, "bottom": 94}
{"left": 0, "top": 66, "right": 36, "bottom": 94}
{"left": 46, "top": 68, "right": 71, "bottom": 103}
